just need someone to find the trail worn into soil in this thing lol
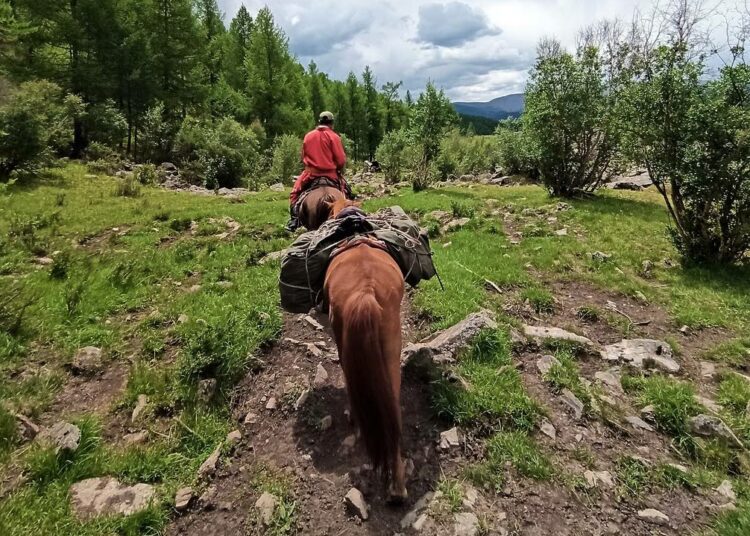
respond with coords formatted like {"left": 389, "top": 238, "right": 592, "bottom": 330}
{"left": 166, "top": 279, "right": 729, "bottom": 535}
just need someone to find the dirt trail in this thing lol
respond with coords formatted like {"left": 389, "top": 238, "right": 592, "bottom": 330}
{"left": 169, "top": 302, "right": 450, "bottom": 535}
{"left": 167, "top": 277, "right": 729, "bottom": 535}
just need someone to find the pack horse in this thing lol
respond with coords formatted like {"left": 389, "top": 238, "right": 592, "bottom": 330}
{"left": 280, "top": 201, "right": 438, "bottom": 503}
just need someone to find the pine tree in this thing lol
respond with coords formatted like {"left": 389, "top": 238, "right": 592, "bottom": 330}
{"left": 308, "top": 60, "right": 326, "bottom": 125}
{"left": 195, "top": 0, "right": 226, "bottom": 87}
{"left": 361, "top": 66, "right": 382, "bottom": 160}
{"left": 344, "top": 72, "right": 364, "bottom": 159}
{"left": 245, "top": 7, "right": 306, "bottom": 138}
{"left": 224, "top": 5, "right": 252, "bottom": 90}
{"left": 381, "top": 81, "right": 403, "bottom": 133}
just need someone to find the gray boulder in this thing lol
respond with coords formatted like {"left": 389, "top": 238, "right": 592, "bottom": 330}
{"left": 402, "top": 312, "right": 497, "bottom": 366}
{"left": 69, "top": 477, "right": 155, "bottom": 521}
{"left": 601, "top": 339, "right": 679, "bottom": 373}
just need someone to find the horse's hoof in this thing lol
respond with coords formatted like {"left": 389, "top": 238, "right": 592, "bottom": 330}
{"left": 387, "top": 487, "right": 408, "bottom": 505}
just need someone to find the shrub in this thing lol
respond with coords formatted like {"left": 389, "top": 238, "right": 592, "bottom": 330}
{"left": 524, "top": 43, "right": 620, "bottom": 196}
{"left": 268, "top": 134, "right": 302, "bottom": 186}
{"left": 0, "top": 80, "right": 72, "bottom": 180}
{"left": 495, "top": 122, "right": 538, "bottom": 178}
{"left": 375, "top": 129, "right": 410, "bottom": 183}
{"left": 84, "top": 99, "right": 128, "bottom": 149}
{"left": 114, "top": 175, "right": 141, "bottom": 198}
{"left": 176, "top": 116, "right": 260, "bottom": 188}
{"left": 621, "top": 44, "right": 750, "bottom": 264}
{"left": 138, "top": 102, "right": 178, "bottom": 164}
{"left": 135, "top": 164, "right": 158, "bottom": 185}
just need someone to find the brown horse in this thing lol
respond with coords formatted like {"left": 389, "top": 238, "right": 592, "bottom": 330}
{"left": 298, "top": 186, "right": 345, "bottom": 231}
{"left": 323, "top": 199, "right": 407, "bottom": 502}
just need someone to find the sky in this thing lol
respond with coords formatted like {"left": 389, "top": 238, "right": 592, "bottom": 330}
{"left": 217, "top": 0, "right": 744, "bottom": 102}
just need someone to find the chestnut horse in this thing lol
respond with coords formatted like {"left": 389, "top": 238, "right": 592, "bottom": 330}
{"left": 323, "top": 199, "right": 407, "bottom": 502}
{"left": 298, "top": 186, "right": 345, "bottom": 231}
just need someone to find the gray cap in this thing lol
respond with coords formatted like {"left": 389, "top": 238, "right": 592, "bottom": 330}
{"left": 319, "top": 111, "right": 335, "bottom": 122}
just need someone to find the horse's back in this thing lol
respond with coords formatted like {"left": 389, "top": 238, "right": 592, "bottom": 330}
{"left": 300, "top": 185, "right": 345, "bottom": 230}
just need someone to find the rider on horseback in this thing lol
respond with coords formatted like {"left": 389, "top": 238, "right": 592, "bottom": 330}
{"left": 286, "top": 111, "right": 353, "bottom": 232}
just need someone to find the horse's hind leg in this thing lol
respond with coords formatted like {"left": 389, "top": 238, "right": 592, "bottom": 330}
{"left": 387, "top": 450, "right": 407, "bottom": 504}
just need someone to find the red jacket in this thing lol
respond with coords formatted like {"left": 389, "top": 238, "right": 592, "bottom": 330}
{"left": 290, "top": 126, "right": 347, "bottom": 205}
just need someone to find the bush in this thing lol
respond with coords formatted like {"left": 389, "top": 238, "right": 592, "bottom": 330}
{"left": 176, "top": 116, "right": 260, "bottom": 188}
{"left": 114, "top": 175, "right": 141, "bottom": 197}
{"left": 135, "top": 164, "right": 158, "bottom": 185}
{"left": 622, "top": 45, "right": 750, "bottom": 264}
{"left": 435, "top": 130, "right": 499, "bottom": 179}
{"left": 495, "top": 121, "right": 538, "bottom": 178}
{"left": 524, "top": 44, "right": 620, "bottom": 196}
{"left": 0, "top": 80, "right": 72, "bottom": 180}
{"left": 268, "top": 134, "right": 302, "bottom": 186}
{"left": 138, "top": 102, "right": 178, "bottom": 164}
{"left": 375, "top": 129, "right": 410, "bottom": 183}
{"left": 84, "top": 100, "right": 127, "bottom": 149}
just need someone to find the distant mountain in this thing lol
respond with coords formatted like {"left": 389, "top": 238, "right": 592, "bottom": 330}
{"left": 452, "top": 93, "right": 525, "bottom": 121}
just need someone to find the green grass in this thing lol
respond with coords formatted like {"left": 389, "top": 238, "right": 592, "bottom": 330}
{"left": 622, "top": 374, "right": 701, "bottom": 439}
{"left": 0, "top": 165, "right": 286, "bottom": 534}
{"left": 521, "top": 287, "right": 555, "bottom": 314}
{"left": 486, "top": 431, "right": 554, "bottom": 480}
{"left": 543, "top": 349, "right": 591, "bottom": 408}
{"left": 431, "top": 477, "right": 465, "bottom": 519}
{"left": 717, "top": 373, "right": 750, "bottom": 446}
{"left": 615, "top": 456, "right": 705, "bottom": 498}
{"left": 432, "top": 329, "right": 541, "bottom": 432}
{"left": 250, "top": 465, "right": 297, "bottom": 535}
{"left": 703, "top": 339, "right": 750, "bottom": 368}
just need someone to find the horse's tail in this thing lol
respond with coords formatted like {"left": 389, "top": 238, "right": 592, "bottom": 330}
{"left": 340, "top": 290, "right": 401, "bottom": 477}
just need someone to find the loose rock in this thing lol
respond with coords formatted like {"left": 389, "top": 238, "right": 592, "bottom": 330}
{"left": 594, "top": 370, "right": 623, "bottom": 393}
{"left": 700, "top": 361, "right": 717, "bottom": 380}
{"left": 601, "top": 339, "right": 679, "bottom": 373}
{"left": 625, "top": 415, "right": 654, "bottom": 433}
{"left": 255, "top": 492, "right": 279, "bottom": 525}
{"left": 69, "top": 477, "right": 155, "bottom": 521}
{"left": 716, "top": 480, "right": 737, "bottom": 502}
{"left": 344, "top": 487, "right": 369, "bottom": 520}
{"left": 265, "top": 397, "right": 278, "bottom": 410}
{"left": 38, "top": 422, "right": 81, "bottom": 453}
{"left": 302, "top": 314, "right": 325, "bottom": 330}
{"left": 400, "top": 492, "right": 435, "bottom": 529}
{"left": 584, "top": 470, "right": 615, "bottom": 489}
{"left": 197, "top": 378, "right": 217, "bottom": 403}
{"left": 314, "top": 363, "right": 329, "bottom": 387}
{"left": 320, "top": 415, "right": 333, "bottom": 430}
{"left": 453, "top": 512, "right": 479, "bottom": 536}
{"left": 226, "top": 430, "right": 241, "bottom": 448}
{"left": 244, "top": 411, "right": 259, "bottom": 424}
{"left": 131, "top": 394, "right": 149, "bottom": 422}
{"left": 175, "top": 487, "right": 194, "bottom": 512}
{"left": 71, "top": 346, "right": 103, "bottom": 375}
{"left": 123, "top": 431, "right": 149, "bottom": 446}
{"left": 15, "top": 413, "right": 40, "bottom": 441}
{"left": 441, "top": 218, "right": 471, "bottom": 234}
{"left": 197, "top": 445, "right": 222, "bottom": 479}
{"left": 536, "top": 355, "right": 560, "bottom": 376}
{"left": 689, "top": 414, "right": 744, "bottom": 448}
{"left": 402, "top": 312, "right": 497, "bottom": 366}
{"left": 439, "top": 427, "right": 461, "bottom": 450}
{"left": 523, "top": 325, "right": 595, "bottom": 348}
{"left": 306, "top": 343, "right": 324, "bottom": 358}
{"left": 561, "top": 389, "right": 584, "bottom": 420}
{"left": 269, "top": 183, "right": 285, "bottom": 192}
{"left": 637, "top": 508, "right": 669, "bottom": 526}
{"left": 539, "top": 419, "right": 557, "bottom": 440}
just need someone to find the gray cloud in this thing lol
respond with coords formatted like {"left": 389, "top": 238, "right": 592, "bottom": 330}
{"left": 417, "top": 2, "right": 499, "bottom": 47}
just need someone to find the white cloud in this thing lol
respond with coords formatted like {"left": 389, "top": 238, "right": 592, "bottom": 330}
{"left": 219, "top": 0, "right": 743, "bottom": 101}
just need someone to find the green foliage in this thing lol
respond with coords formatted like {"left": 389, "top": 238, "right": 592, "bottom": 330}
{"left": 138, "top": 103, "right": 177, "bottom": 164}
{"left": 521, "top": 287, "right": 555, "bottom": 314}
{"left": 113, "top": 176, "right": 141, "bottom": 198}
{"left": 495, "top": 119, "right": 538, "bottom": 177}
{"left": 84, "top": 100, "right": 128, "bottom": 148}
{"left": 0, "top": 405, "right": 17, "bottom": 461}
{"left": 433, "top": 329, "right": 541, "bottom": 432}
{"left": 268, "top": 134, "right": 302, "bottom": 185}
{"left": 703, "top": 339, "right": 750, "bottom": 368}
{"left": 435, "top": 130, "right": 498, "bottom": 180}
{"left": 524, "top": 44, "right": 620, "bottom": 196}
{"left": 375, "top": 129, "right": 411, "bottom": 184}
{"left": 0, "top": 80, "right": 72, "bottom": 179}
{"left": 621, "top": 44, "right": 750, "bottom": 264}
{"left": 486, "top": 431, "right": 553, "bottom": 480}
{"left": 408, "top": 82, "right": 458, "bottom": 190}
{"left": 176, "top": 115, "right": 260, "bottom": 188}
{"left": 135, "top": 164, "right": 158, "bottom": 186}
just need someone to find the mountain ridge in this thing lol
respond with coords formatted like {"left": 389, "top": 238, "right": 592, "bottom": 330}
{"left": 452, "top": 93, "right": 525, "bottom": 120}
